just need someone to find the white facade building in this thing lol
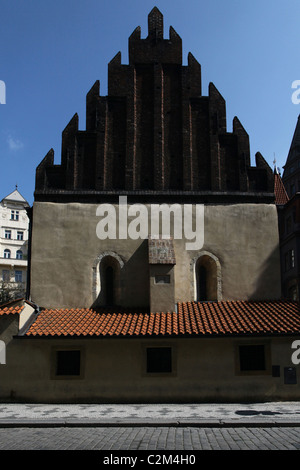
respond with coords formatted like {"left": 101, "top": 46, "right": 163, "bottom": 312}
{"left": 0, "top": 188, "right": 29, "bottom": 301}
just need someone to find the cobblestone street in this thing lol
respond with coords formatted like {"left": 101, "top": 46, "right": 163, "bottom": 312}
{"left": 0, "top": 425, "right": 300, "bottom": 451}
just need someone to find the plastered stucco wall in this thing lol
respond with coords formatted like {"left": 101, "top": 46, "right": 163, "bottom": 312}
{"left": 0, "top": 336, "right": 299, "bottom": 403}
{"left": 29, "top": 201, "right": 281, "bottom": 309}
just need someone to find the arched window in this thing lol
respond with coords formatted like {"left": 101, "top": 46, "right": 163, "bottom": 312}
{"left": 93, "top": 252, "right": 124, "bottom": 307}
{"left": 105, "top": 265, "right": 114, "bottom": 305}
{"left": 4, "top": 249, "right": 11, "bottom": 259}
{"left": 193, "top": 252, "right": 221, "bottom": 302}
{"left": 100, "top": 257, "right": 120, "bottom": 306}
{"left": 16, "top": 250, "right": 23, "bottom": 260}
{"left": 197, "top": 265, "right": 207, "bottom": 301}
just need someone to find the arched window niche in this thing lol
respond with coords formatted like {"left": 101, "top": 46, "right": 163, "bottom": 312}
{"left": 192, "top": 251, "right": 222, "bottom": 302}
{"left": 92, "top": 252, "right": 124, "bottom": 307}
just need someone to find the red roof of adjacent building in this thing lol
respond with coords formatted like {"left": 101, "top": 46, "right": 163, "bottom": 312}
{"left": 274, "top": 169, "right": 289, "bottom": 205}
{"left": 23, "top": 300, "right": 300, "bottom": 337}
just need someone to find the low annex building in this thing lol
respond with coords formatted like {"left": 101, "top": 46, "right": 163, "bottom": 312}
{"left": 0, "top": 8, "right": 300, "bottom": 403}
{"left": 0, "top": 298, "right": 300, "bottom": 402}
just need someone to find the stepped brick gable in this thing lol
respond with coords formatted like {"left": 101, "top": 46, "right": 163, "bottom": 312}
{"left": 35, "top": 7, "right": 274, "bottom": 203}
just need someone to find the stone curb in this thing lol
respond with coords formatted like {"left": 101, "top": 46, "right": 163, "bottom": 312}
{"left": 0, "top": 418, "right": 300, "bottom": 428}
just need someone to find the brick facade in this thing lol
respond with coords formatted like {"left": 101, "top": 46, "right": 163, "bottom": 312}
{"left": 34, "top": 7, "right": 274, "bottom": 204}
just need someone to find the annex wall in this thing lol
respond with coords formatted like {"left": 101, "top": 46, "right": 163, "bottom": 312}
{"left": 0, "top": 335, "right": 298, "bottom": 403}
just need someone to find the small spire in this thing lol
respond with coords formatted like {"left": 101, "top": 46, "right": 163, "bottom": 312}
{"left": 273, "top": 153, "right": 277, "bottom": 172}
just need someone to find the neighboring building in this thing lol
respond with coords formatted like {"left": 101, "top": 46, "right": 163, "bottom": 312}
{"left": 282, "top": 114, "right": 300, "bottom": 198}
{"left": 0, "top": 8, "right": 299, "bottom": 404}
{"left": 0, "top": 188, "right": 29, "bottom": 302}
{"left": 277, "top": 115, "right": 300, "bottom": 300}
{"left": 277, "top": 192, "right": 300, "bottom": 300}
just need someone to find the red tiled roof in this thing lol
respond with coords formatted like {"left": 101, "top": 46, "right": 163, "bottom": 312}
{"left": 0, "top": 305, "right": 24, "bottom": 316}
{"left": 24, "top": 300, "right": 300, "bottom": 337}
{"left": 274, "top": 171, "right": 289, "bottom": 205}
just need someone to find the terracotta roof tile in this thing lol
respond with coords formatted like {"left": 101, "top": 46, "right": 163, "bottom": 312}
{"left": 274, "top": 171, "right": 289, "bottom": 205}
{"left": 0, "top": 305, "right": 24, "bottom": 316}
{"left": 24, "top": 300, "right": 300, "bottom": 337}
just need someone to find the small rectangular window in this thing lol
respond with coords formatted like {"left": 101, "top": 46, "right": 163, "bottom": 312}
{"left": 10, "top": 210, "right": 19, "bottom": 221}
{"left": 154, "top": 275, "right": 170, "bottom": 284}
{"left": 4, "top": 230, "right": 11, "bottom": 239}
{"left": 15, "top": 271, "right": 22, "bottom": 282}
{"left": 239, "top": 345, "right": 265, "bottom": 371}
{"left": 147, "top": 347, "right": 172, "bottom": 373}
{"left": 17, "top": 231, "right": 23, "bottom": 241}
{"left": 291, "top": 249, "right": 295, "bottom": 268}
{"left": 56, "top": 350, "right": 81, "bottom": 376}
{"left": 2, "top": 270, "right": 10, "bottom": 282}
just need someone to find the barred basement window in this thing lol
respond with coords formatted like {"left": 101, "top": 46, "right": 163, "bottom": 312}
{"left": 56, "top": 350, "right": 81, "bottom": 376}
{"left": 147, "top": 347, "right": 172, "bottom": 373}
{"left": 239, "top": 345, "right": 265, "bottom": 371}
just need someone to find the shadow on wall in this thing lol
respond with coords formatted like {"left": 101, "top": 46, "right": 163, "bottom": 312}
{"left": 92, "top": 240, "right": 150, "bottom": 310}
{"left": 250, "top": 245, "right": 282, "bottom": 300}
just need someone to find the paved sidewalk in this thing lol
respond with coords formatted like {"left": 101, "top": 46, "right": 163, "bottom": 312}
{"left": 0, "top": 401, "right": 300, "bottom": 427}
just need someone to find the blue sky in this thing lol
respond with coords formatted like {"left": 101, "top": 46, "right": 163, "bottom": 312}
{"left": 1, "top": 0, "right": 299, "bottom": 204}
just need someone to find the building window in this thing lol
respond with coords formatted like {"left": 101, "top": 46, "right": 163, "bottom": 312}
{"left": 17, "top": 231, "right": 24, "bottom": 241}
{"left": 15, "top": 271, "right": 22, "bottom": 283}
{"left": 195, "top": 253, "right": 220, "bottom": 301}
{"left": 154, "top": 275, "right": 170, "bottom": 284}
{"left": 197, "top": 265, "right": 207, "bottom": 301}
{"left": 291, "top": 249, "right": 295, "bottom": 268}
{"left": 10, "top": 210, "right": 19, "bottom": 221}
{"left": 55, "top": 350, "right": 81, "bottom": 376}
{"left": 2, "top": 270, "right": 10, "bottom": 282}
{"left": 146, "top": 347, "right": 172, "bottom": 373}
{"left": 4, "top": 249, "right": 11, "bottom": 259}
{"left": 4, "top": 230, "right": 11, "bottom": 239}
{"left": 285, "top": 249, "right": 295, "bottom": 272}
{"left": 239, "top": 345, "right": 265, "bottom": 372}
{"left": 105, "top": 265, "right": 114, "bottom": 305}
{"left": 98, "top": 255, "right": 122, "bottom": 307}
{"left": 16, "top": 250, "right": 23, "bottom": 260}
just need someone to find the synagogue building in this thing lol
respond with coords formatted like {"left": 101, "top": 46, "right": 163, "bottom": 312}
{"left": 0, "top": 8, "right": 299, "bottom": 403}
